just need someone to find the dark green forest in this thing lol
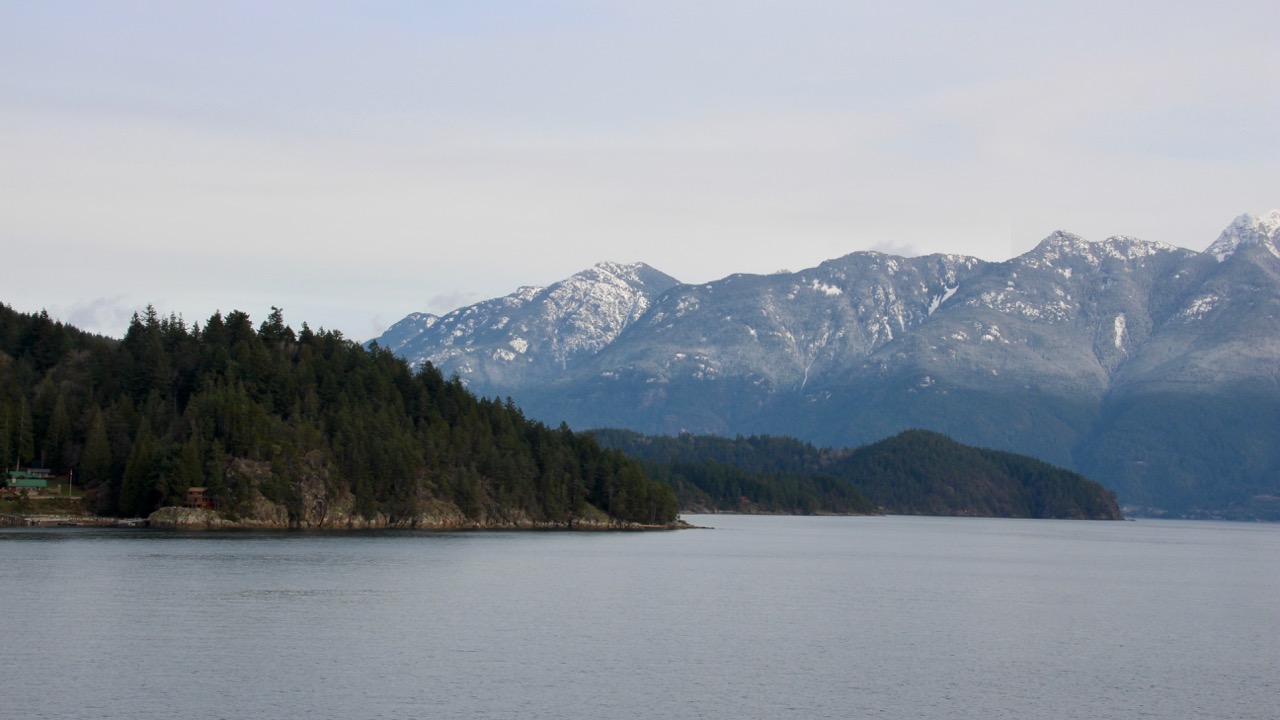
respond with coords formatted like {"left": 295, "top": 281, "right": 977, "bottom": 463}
{"left": 593, "top": 428, "right": 1122, "bottom": 519}
{"left": 0, "top": 303, "right": 677, "bottom": 526}
{"left": 590, "top": 430, "right": 878, "bottom": 514}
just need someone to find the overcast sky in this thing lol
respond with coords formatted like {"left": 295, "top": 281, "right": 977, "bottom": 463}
{"left": 2, "top": 2, "right": 1277, "bottom": 340}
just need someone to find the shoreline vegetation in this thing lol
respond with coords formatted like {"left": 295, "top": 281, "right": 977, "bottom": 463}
{"left": 1, "top": 304, "right": 679, "bottom": 528}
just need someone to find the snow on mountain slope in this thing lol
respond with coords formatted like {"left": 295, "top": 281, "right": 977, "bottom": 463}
{"left": 577, "top": 252, "right": 985, "bottom": 393}
{"left": 376, "top": 211, "right": 1278, "bottom": 401}
{"left": 370, "top": 262, "right": 680, "bottom": 391}
{"left": 1206, "top": 210, "right": 1280, "bottom": 262}
{"left": 1112, "top": 212, "right": 1280, "bottom": 392}
{"left": 870, "top": 230, "right": 1203, "bottom": 394}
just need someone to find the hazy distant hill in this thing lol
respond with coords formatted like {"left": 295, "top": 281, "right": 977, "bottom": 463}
{"left": 375, "top": 211, "right": 1280, "bottom": 519}
{"left": 592, "top": 428, "right": 1122, "bottom": 520}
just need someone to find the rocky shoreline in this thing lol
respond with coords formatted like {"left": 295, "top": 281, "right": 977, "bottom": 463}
{"left": 146, "top": 505, "right": 693, "bottom": 531}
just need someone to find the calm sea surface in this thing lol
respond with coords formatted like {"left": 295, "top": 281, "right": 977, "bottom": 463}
{"left": 2, "top": 515, "right": 1276, "bottom": 719}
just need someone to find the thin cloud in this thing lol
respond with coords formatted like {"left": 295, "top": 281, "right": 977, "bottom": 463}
{"left": 59, "top": 296, "right": 137, "bottom": 338}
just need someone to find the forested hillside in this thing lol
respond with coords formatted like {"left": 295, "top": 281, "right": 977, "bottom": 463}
{"left": 589, "top": 430, "right": 874, "bottom": 514}
{"left": 832, "top": 430, "right": 1123, "bottom": 519}
{"left": 594, "top": 429, "right": 1122, "bottom": 519}
{"left": 0, "top": 304, "right": 677, "bottom": 527}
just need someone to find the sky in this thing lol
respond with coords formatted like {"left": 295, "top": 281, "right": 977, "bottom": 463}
{"left": 2, "top": 1, "right": 1277, "bottom": 341}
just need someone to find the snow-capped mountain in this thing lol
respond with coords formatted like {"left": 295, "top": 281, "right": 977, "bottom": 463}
{"left": 374, "top": 212, "right": 1280, "bottom": 517}
{"left": 376, "top": 262, "right": 679, "bottom": 392}
{"left": 1205, "top": 210, "right": 1280, "bottom": 262}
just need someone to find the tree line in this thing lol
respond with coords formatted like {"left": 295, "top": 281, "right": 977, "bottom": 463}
{"left": 0, "top": 303, "right": 677, "bottom": 526}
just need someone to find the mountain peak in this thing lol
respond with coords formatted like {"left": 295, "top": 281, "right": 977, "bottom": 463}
{"left": 592, "top": 260, "right": 648, "bottom": 275}
{"left": 369, "top": 259, "right": 680, "bottom": 382}
{"left": 1032, "top": 230, "right": 1090, "bottom": 252}
{"left": 1023, "top": 230, "right": 1187, "bottom": 269}
{"left": 1206, "top": 210, "right": 1280, "bottom": 262}
{"left": 568, "top": 261, "right": 681, "bottom": 293}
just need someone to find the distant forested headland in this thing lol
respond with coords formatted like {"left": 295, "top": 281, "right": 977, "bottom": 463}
{"left": 593, "top": 429, "right": 1122, "bottom": 520}
{"left": 0, "top": 304, "right": 677, "bottom": 527}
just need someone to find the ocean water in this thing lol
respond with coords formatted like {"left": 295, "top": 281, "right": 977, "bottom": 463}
{"left": 2, "top": 515, "right": 1276, "bottom": 719}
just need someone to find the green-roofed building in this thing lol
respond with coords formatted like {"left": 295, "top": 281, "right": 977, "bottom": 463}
{"left": 6, "top": 470, "right": 48, "bottom": 490}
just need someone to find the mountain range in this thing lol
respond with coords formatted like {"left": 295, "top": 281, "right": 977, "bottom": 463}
{"left": 373, "top": 211, "right": 1280, "bottom": 518}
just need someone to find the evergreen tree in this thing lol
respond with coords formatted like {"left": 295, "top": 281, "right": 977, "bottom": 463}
{"left": 80, "top": 407, "right": 113, "bottom": 489}
{"left": 0, "top": 407, "right": 11, "bottom": 471}
{"left": 17, "top": 397, "right": 34, "bottom": 467}
{"left": 173, "top": 435, "right": 205, "bottom": 492}
{"left": 42, "top": 391, "right": 71, "bottom": 469}
{"left": 119, "top": 420, "right": 158, "bottom": 517}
